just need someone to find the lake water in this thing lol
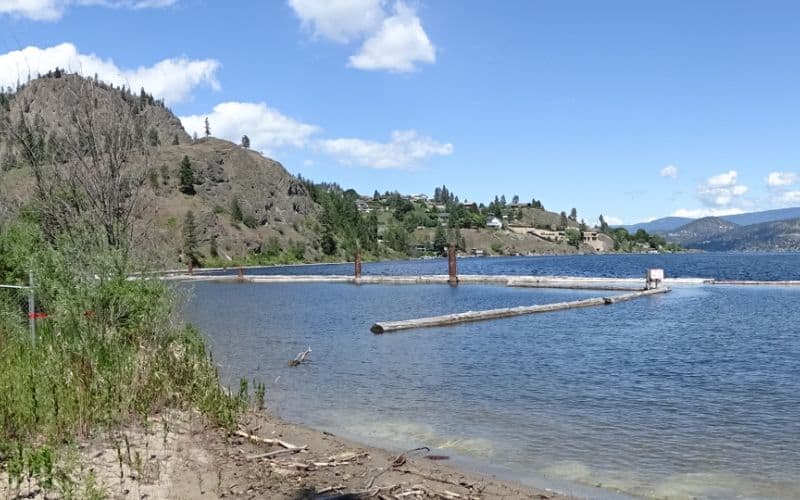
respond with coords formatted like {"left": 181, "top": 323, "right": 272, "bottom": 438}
{"left": 182, "top": 254, "right": 800, "bottom": 499}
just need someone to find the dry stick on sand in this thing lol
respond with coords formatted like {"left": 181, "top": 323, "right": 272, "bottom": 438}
{"left": 233, "top": 429, "right": 304, "bottom": 450}
{"left": 245, "top": 447, "right": 307, "bottom": 460}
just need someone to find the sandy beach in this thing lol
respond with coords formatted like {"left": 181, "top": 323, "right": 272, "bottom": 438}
{"left": 2, "top": 408, "right": 573, "bottom": 499}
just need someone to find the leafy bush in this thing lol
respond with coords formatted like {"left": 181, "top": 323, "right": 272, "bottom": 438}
{"left": 0, "top": 222, "right": 242, "bottom": 495}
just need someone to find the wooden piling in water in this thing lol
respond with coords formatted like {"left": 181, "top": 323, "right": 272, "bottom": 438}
{"left": 370, "top": 287, "right": 670, "bottom": 334}
{"left": 448, "top": 244, "right": 458, "bottom": 285}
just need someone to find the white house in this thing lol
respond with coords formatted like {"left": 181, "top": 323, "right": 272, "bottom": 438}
{"left": 486, "top": 216, "right": 503, "bottom": 229}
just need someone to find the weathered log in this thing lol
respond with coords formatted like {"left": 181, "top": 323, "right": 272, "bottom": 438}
{"left": 371, "top": 287, "right": 670, "bottom": 334}
{"left": 233, "top": 430, "right": 304, "bottom": 450}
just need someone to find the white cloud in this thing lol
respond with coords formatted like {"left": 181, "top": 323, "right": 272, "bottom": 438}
{"left": 604, "top": 216, "right": 623, "bottom": 226}
{"left": 659, "top": 164, "right": 678, "bottom": 179}
{"left": 0, "top": 43, "right": 219, "bottom": 104}
{"left": 0, "top": 0, "right": 176, "bottom": 21}
{"left": 180, "top": 102, "right": 320, "bottom": 153}
{"left": 349, "top": 1, "right": 435, "bottom": 72}
{"left": 671, "top": 207, "right": 745, "bottom": 218}
{"left": 778, "top": 191, "right": 800, "bottom": 205}
{"left": 318, "top": 130, "right": 453, "bottom": 168}
{"left": 288, "top": 0, "right": 435, "bottom": 73}
{"left": 287, "top": 0, "right": 385, "bottom": 43}
{"left": 766, "top": 171, "right": 798, "bottom": 188}
{"left": 696, "top": 170, "right": 748, "bottom": 207}
{"left": 705, "top": 170, "right": 738, "bottom": 188}
{"left": 180, "top": 100, "right": 452, "bottom": 168}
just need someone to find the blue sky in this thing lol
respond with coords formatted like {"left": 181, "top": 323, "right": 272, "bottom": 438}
{"left": 2, "top": 0, "right": 800, "bottom": 225}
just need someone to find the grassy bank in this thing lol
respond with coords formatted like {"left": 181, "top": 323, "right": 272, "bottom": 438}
{"left": 0, "top": 221, "right": 242, "bottom": 497}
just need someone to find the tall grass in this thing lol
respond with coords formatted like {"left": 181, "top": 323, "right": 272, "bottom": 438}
{"left": 0, "top": 221, "right": 242, "bottom": 494}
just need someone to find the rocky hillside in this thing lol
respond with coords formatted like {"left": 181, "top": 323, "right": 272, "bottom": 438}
{"left": 0, "top": 73, "right": 320, "bottom": 265}
{"left": 664, "top": 217, "right": 739, "bottom": 246}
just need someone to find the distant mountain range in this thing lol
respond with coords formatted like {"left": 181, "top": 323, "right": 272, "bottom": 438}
{"left": 624, "top": 207, "right": 800, "bottom": 233}
{"left": 623, "top": 208, "right": 800, "bottom": 251}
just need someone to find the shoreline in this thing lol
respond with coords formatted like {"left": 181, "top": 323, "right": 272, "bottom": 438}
{"left": 21, "top": 408, "right": 585, "bottom": 499}
{"left": 3, "top": 406, "right": 627, "bottom": 499}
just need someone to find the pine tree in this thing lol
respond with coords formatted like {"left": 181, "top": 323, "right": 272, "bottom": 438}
{"left": 241, "top": 135, "right": 250, "bottom": 148}
{"left": 433, "top": 225, "right": 447, "bottom": 255}
{"left": 204, "top": 117, "right": 211, "bottom": 137}
{"left": 182, "top": 210, "right": 198, "bottom": 264}
{"left": 230, "top": 196, "right": 243, "bottom": 222}
{"left": 599, "top": 215, "right": 609, "bottom": 233}
{"left": 172, "top": 133, "right": 180, "bottom": 145}
{"left": 570, "top": 207, "right": 577, "bottom": 220}
{"left": 147, "top": 128, "right": 160, "bottom": 147}
{"left": 209, "top": 234, "right": 219, "bottom": 258}
{"left": 179, "top": 155, "right": 195, "bottom": 195}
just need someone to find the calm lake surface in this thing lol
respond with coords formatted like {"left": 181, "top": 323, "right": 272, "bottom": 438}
{"left": 183, "top": 254, "right": 800, "bottom": 499}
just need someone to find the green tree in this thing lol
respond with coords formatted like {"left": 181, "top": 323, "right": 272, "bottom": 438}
{"left": 230, "top": 196, "right": 244, "bottom": 223}
{"left": 634, "top": 228, "right": 650, "bottom": 242}
{"left": 433, "top": 225, "right": 447, "bottom": 255}
{"left": 241, "top": 135, "right": 250, "bottom": 148}
{"left": 209, "top": 234, "right": 218, "bottom": 258}
{"left": 565, "top": 228, "right": 582, "bottom": 248}
{"left": 178, "top": 155, "right": 195, "bottom": 195}
{"left": 204, "top": 117, "right": 211, "bottom": 137}
{"left": 321, "top": 230, "right": 337, "bottom": 255}
{"left": 160, "top": 164, "right": 169, "bottom": 185}
{"left": 148, "top": 169, "right": 159, "bottom": 189}
{"left": 384, "top": 224, "right": 408, "bottom": 252}
{"left": 570, "top": 207, "right": 577, "bottom": 220}
{"left": 172, "top": 133, "right": 180, "bottom": 145}
{"left": 599, "top": 214, "right": 609, "bottom": 233}
{"left": 559, "top": 211, "right": 568, "bottom": 229}
{"left": 147, "top": 127, "right": 160, "bottom": 147}
{"left": 182, "top": 210, "right": 199, "bottom": 264}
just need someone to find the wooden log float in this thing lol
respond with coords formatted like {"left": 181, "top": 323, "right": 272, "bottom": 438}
{"left": 370, "top": 287, "right": 670, "bottom": 334}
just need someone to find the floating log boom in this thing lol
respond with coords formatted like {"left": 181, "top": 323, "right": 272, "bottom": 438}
{"left": 370, "top": 287, "right": 670, "bottom": 334}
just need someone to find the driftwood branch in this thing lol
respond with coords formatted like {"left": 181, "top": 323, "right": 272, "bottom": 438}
{"left": 233, "top": 430, "right": 304, "bottom": 450}
{"left": 288, "top": 346, "right": 312, "bottom": 366}
{"left": 246, "top": 446, "right": 307, "bottom": 460}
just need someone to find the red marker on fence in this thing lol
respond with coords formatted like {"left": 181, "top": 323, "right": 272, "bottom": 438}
{"left": 28, "top": 312, "right": 48, "bottom": 319}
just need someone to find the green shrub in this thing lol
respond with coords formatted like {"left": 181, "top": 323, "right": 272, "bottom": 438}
{"left": 0, "top": 222, "right": 242, "bottom": 494}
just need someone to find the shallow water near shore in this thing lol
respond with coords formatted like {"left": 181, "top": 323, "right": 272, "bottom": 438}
{"left": 183, "top": 254, "right": 800, "bottom": 499}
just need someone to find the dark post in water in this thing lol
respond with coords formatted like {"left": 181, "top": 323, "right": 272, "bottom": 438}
{"left": 187, "top": 259, "right": 193, "bottom": 275}
{"left": 448, "top": 243, "right": 458, "bottom": 285}
{"left": 237, "top": 267, "right": 244, "bottom": 283}
{"left": 355, "top": 252, "right": 362, "bottom": 280}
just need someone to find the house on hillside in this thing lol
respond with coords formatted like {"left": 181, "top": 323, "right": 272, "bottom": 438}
{"left": 581, "top": 231, "right": 615, "bottom": 252}
{"left": 486, "top": 216, "right": 503, "bottom": 229}
{"left": 355, "top": 199, "right": 371, "bottom": 213}
{"left": 530, "top": 228, "right": 566, "bottom": 242}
